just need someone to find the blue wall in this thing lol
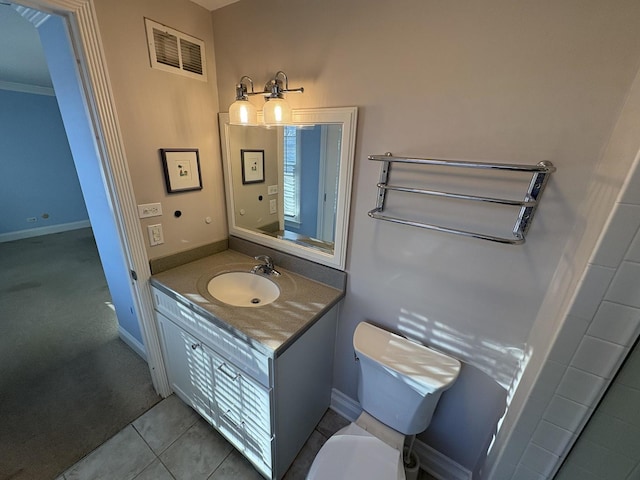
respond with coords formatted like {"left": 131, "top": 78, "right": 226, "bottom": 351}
{"left": 38, "top": 16, "right": 144, "bottom": 347}
{"left": 0, "top": 89, "right": 88, "bottom": 234}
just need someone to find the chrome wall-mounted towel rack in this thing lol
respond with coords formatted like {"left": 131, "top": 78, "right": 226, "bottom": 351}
{"left": 367, "top": 153, "right": 556, "bottom": 245}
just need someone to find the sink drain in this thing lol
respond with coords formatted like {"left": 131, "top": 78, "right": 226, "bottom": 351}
{"left": 251, "top": 298, "right": 261, "bottom": 304}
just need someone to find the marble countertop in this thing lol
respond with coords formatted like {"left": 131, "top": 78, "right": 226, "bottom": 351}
{"left": 150, "top": 249, "right": 344, "bottom": 356}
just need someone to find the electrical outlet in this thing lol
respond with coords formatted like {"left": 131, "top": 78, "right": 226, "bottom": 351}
{"left": 267, "top": 185, "right": 278, "bottom": 195}
{"left": 147, "top": 224, "right": 164, "bottom": 246}
{"left": 138, "top": 202, "right": 163, "bottom": 218}
{"left": 269, "top": 199, "right": 277, "bottom": 214}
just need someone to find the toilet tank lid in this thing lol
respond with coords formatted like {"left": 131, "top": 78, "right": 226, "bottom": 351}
{"left": 354, "top": 322, "right": 461, "bottom": 393}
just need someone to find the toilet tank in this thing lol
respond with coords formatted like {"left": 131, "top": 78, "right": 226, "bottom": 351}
{"left": 354, "top": 322, "right": 461, "bottom": 435}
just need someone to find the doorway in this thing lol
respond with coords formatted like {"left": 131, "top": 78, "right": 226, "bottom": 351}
{"left": 0, "top": 4, "right": 162, "bottom": 479}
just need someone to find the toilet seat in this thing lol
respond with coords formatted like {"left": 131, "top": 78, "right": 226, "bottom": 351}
{"left": 306, "top": 424, "right": 405, "bottom": 480}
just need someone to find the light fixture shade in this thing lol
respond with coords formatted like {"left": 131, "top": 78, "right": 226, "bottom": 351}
{"left": 229, "top": 99, "right": 257, "bottom": 125}
{"left": 263, "top": 97, "right": 292, "bottom": 125}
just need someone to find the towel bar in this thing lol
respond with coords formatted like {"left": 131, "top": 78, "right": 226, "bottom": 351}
{"left": 368, "top": 153, "right": 555, "bottom": 245}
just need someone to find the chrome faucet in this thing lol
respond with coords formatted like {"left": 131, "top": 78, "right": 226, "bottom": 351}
{"left": 251, "top": 255, "right": 281, "bottom": 276}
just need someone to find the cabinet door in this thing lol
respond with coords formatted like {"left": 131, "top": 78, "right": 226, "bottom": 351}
{"left": 157, "top": 313, "right": 214, "bottom": 422}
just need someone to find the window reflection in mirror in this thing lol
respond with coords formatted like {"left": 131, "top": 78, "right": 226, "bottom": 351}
{"left": 219, "top": 107, "right": 357, "bottom": 270}
{"left": 227, "top": 123, "right": 342, "bottom": 254}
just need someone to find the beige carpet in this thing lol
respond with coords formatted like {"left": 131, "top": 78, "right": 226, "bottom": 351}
{"left": 0, "top": 228, "right": 160, "bottom": 480}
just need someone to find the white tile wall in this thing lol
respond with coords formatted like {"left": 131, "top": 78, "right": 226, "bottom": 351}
{"left": 586, "top": 301, "right": 640, "bottom": 346}
{"left": 567, "top": 265, "right": 616, "bottom": 320}
{"left": 583, "top": 414, "right": 640, "bottom": 460}
{"left": 520, "top": 443, "right": 559, "bottom": 477}
{"left": 513, "top": 464, "right": 549, "bottom": 480}
{"left": 556, "top": 343, "right": 640, "bottom": 479}
{"left": 507, "top": 154, "right": 640, "bottom": 479}
{"left": 531, "top": 421, "right": 576, "bottom": 458}
{"left": 543, "top": 395, "right": 591, "bottom": 433}
{"left": 560, "top": 439, "right": 637, "bottom": 478}
{"left": 605, "top": 261, "right": 640, "bottom": 309}
{"left": 625, "top": 232, "right": 640, "bottom": 262}
{"left": 547, "top": 315, "right": 591, "bottom": 366}
{"left": 590, "top": 204, "right": 640, "bottom": 268}
{"left": 555, "top": 367, "right": 607, "bottom": 405}
{"left": 571, "top": 336, "right": 627, "bottom": 379}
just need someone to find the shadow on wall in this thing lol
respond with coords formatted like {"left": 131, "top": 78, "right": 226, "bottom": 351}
{"left": 421, "top": 363, "right": 508, "bottom": 477}
{"left": 398, "top": 308, "right": 525, "bottom": 390}
{"left": 396, "top": 312, "right": 509, "bottom": 475}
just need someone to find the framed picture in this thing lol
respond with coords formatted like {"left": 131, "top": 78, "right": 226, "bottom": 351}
{"left": 241, "top": 149, "right": 265, "bottom": 184}
{"left": 160, "top": 148, "right": 203, "bottom": 193}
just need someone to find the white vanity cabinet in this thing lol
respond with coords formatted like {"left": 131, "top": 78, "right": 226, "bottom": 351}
{"left": 152, "top": 286, "right": 338, "bottom": 480}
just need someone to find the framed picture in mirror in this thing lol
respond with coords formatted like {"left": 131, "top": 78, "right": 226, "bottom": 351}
{"left": 241, "top": 149, "right": 265, "bottom": 184}
{"left": 160, "top": 148, "right": 202, "bottom": 193}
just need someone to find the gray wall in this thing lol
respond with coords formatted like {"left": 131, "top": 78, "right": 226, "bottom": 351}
{"left": 211, "top": 0, "right": 640, "bottom": 473}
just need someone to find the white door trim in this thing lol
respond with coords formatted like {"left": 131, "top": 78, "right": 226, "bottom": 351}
{"left": 19, "top": 0, "right": 170, "bottom": 396}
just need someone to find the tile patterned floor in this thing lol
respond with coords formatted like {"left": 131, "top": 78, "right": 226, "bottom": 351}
{"left": 55, "top": 394, "right": 436, "bottom": 480}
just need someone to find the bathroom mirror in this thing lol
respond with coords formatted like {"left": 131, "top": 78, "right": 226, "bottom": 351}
{"left": 219, "top": 107, "right": 357, "bottom": 270}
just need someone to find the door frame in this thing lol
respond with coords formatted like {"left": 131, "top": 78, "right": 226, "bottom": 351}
{"left": 19, "top": 0, "right": 170, "bottom": 396}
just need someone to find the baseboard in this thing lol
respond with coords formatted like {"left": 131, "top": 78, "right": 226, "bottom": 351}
{"left": 118, "top": 326, "right": 147, "bottom": 361}
{"left": 0, "top": 220, "right": 91, "bottom": 243}
{"left": 330, "top": 387, "right": 362, "bottom": 421}
{"left": 330, "top": 388, "right": 471, "bottom": 480}
{"left": 413, "top": 439, "right": 472, "bottom": 480}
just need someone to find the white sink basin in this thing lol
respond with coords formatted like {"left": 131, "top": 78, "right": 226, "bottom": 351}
{"left": 207, "top": 272, "right": 280, "bottom": 307}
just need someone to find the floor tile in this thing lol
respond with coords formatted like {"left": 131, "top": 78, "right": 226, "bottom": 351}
{"left": 209, "top": 448, "right": 263, "bottom": 479}
{"left": 161, "top": 418, "right": 233, "bottom": 480}
{"left": 283, "top": 430, "right": 327, "bottom": 480}
{"left": 64, "top": 425, "right": 155, "bottom": 480}
{"left": 133, "top": 394, "right": 198, "bottom": 454}
{"left": 315, "top": 408, "right": 350, "bottom": 438}
{"left": 133, "top": 459, "right": 174, "bottom": 480}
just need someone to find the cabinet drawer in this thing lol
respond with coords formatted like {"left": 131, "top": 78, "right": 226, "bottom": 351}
{"left": 154, "top": 288, "right": 199, "bottom": 331}
{"left": 218, "top": 410, "right": 245, "bottom": 454}
{"left": 241, "top": 375, "right": 271, "bottom": 435}
{"left": 197, "top": 316, "right": 270, "bottom": 387}
{"left": 210, "top": 351, "right": 243, "bottom": 424}
{"left": 244, "top": 423, "right": 273, "bottom": 474}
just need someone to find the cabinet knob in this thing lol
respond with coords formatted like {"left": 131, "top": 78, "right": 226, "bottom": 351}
{"left": 191, "top": 343, "right": 200, "bottom": 350}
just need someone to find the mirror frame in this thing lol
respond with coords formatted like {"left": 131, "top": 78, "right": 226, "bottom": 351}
{"left": 219, "top": 107, "right": 358, "bottom": 270}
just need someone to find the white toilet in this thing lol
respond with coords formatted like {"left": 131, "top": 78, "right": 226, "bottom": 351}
{"left": 307, "top": 321, "right": 461, "bottom": 480}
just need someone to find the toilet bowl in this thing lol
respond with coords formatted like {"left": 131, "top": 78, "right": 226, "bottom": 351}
{"left": 307, "top": 322, "right": 461, "bottom": 480}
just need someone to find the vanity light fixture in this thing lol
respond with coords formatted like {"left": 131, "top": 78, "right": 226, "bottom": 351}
{"left": 262, "top": 71, "right": 304, "bottom": 125}
{"left": 229, "top": 76, "right": 258, "bottom": 125}
{"left": 228, "top": 71, "right": 304, "bottom": 126}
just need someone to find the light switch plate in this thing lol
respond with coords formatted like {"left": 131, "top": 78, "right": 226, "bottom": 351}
{"left": 138, "top": 202, "right": 163, "bottom": 218}
{"left": 269, "top": 199, "right": 277, "bottom": 214}
{"left": 268, "top": 185, "right": 278, "bottom": 195}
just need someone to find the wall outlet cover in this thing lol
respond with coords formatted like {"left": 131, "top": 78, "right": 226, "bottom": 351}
{"left": 147, "top": 223, "right": 164, "bottom": 246}
{"left": 269, "top": 199, "right": 277, "bottom": 214}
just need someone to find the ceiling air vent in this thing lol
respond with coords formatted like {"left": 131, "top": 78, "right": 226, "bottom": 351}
{"left": 145, "top": 18, "right": 207, "bottom": 81}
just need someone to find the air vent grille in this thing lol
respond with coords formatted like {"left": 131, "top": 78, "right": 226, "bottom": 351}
{"left": 180, "top": 39, "right": 203, "bottom": 75}
{"left": 145, "top": 18, "right": 207, "bottom": 81}
{"left": 153, "top": 30, "right": 180, "bottom": 68}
